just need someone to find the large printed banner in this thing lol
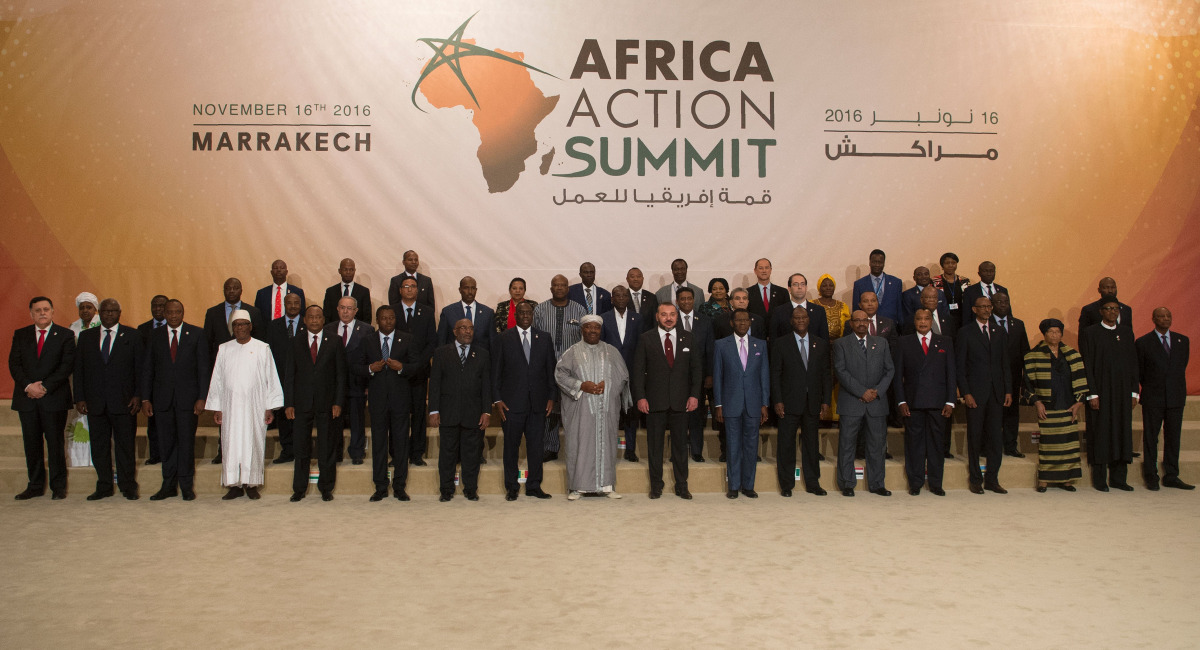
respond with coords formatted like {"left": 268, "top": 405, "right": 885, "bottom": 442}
{"left": 2, "top": 0, "right": 1199, "bottom": 396}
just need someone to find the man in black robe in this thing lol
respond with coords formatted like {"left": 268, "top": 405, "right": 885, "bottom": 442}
{"left": 1079, "top": 295, "right": 1139, "bottom": 491}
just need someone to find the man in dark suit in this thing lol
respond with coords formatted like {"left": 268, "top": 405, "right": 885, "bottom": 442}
{"left": 326, "top": 296, "right": 374, "bottom": 464}
{"left": 136, "top": 294, "right": 168, "bottom": 465}
{"left": 715, "top": 288, "right": 767, "bottom": 340}
{"left": 851, "top": 249, "right": 904, "bottom": 325}
{"left": 353, "top": 305, "right": 420, "bottom": 501}
{"left": 1079, "top": 277, "right": 1132, "bottom": 331}
{"left": 771, "top": 306, "right": 831, "bottom": 497}
{"left": 957, "top": 296, "right": 1012, "bottom": 494}
{"left": 747, "top": 258, "right": 789, "bottom": 322}
{"left": 394, "top": 276, "right": 437, "bottom": 465}
{"left": 903, "top": 284, "right": 954, "bottom": 337}
{"left": 254, "top": 259, "right": 306, "bottom": 322}
{"left": 712, "top": 309, "right": 770, "bottom": 498}
{"left": 894, "top": 309, "right": 957, "bottom": 496}
{"left": 74, "top": 298, "right": 142, "bottom": 500}
{"left": 601, "top": 286, "right": 642, "bottom": 461}
{"left": 900, "top": 266, "right": 947, "bottom": 331}
{"left": 428, "top": 318, "right": 492, "bottom": 501}
{"left": 962, "top": 261, "right": 1009, "bottom": 323}
{"left": 568, "top": 261, "right": 612, "bottom": 316}
{"left": 436, "top": 276, "right": 494, "bottom": 351}
{"left": 267, "top": 294, "right": 303, "bottom": 464}
{"left": 142, "top": 299, "right": 209, "bottom": 501}
{"left": 284, "top": 305, "right": 346, "bottom": 501}
{"left": 858, "top": 290, "right": 902, "bottom": 437}
{"left": 387, "top": 249, "right": 435, "bottom": 312}
{"left": 323, "top": 257, "right": 372, "bottom": 325}
{"left": 769, "top": 274, "right": 829, "bottom": 342}
{"left": 833, "top": 310, "right": 895, "bottom": 497}
{"left": 625, "top": 267, "right": 659, "bottom": 332}
{"left": 655, "top": 258, "right": 706, "bottom": 306}
{"left": 991, "top": 292, "right": 1030, "bottom": 458}
{"left": 632, "top": 303, "right": 703, "bottom": 499}
{"left": 492, "top": 302, "right": 557, "bottom": 500}
{"left": 10, "top": 296, "right": 76, "bottom": 500}
{"left": 1136, "top": 307, "right": 1193, "bottom": 490}
{"left": 673, "top": 287, "right": 715, "bottom": 462}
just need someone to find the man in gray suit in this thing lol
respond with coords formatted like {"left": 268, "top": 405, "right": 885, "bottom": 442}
{"left": 833, "top": 310, "right": 895, "bottom": 496}
{"left": 654, "top": 258, "right": 705, "bottom": 306}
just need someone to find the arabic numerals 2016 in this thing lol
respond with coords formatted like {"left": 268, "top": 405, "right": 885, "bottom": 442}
{"left": 980, "top": 111, "right": 998, "bottom": 124}
{"left": 333, "top": 105, "right": 370, "bottom": 117}
{"left": 824, "top": 109, "right": 862, "bottom": 123}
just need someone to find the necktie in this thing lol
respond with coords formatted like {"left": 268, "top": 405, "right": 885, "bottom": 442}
{"left": 522, "top": 330, "right": 530, "bottom": 363}
{"left": 459, "top": 344, "right": 468, "bottom": 365}
{"left": 739, "top": 337, "right": 748, "bottom": 370}
{"left": 465, "top": 304, "right": 473, "bottom": 323}
{"left": 154, "top": 320, "right": 163, "bottom": 329}
{"left": 799, "top": 337, "right": 809, "bottom": 367}
{"left": 763, "top": 286, "right": 770, "bottom": 312}
{"left": 585, "top": 288, "right": 594, "bottom": 314}
{"left": 922, "top": 335, "right": 929, "bottom": 355}
{"left": 860, "top": 337, "right": 867, "bottom": 353}
{"left": 684, "top": 314, "right": 692, "bottom": 332}
{"left": 982, "top": 323, "right": 990, "bottom": 344}
{"left": 36, "top": 329, "right": 45, "bottom": 357}
{"left": 288, "top": 319, "right": 295, "bottom": 337}
{"left": 274, "top": 287, "right": 282, "bottom": 319}
{"left": 664, "top": 333, "right": 674, "bottom": 368}
{"left": 226, "top": 304, "right": 235, "bottom": 334}
{"left": 931, "top": 313, "right": 941, "bottom": 335}
{"left": 985, "top": 285, "right": 993, "bottom": 298}
{"left": 101, "top": 329, "right": 112, "bottom": 363}
{"left": 869, "top": 319, "right": 876, "bottom": 336}
{"left": 874, "top": 276, "right": 882, "bottom": 297}
{"left": 1162, "top": 334, "right": 1171, "bottom": 355}
{"left": 170, "top": 329, "right": 178, "bottom": 361}
{"left": 343, "top": 283, "right": 350, "bottom": 297}
{"left": 1000, "top": 317, "right": 1008, "bottom": 332}
{"left": 633, "top": 292, "right": 641, "bottom": 312}
{"left": 381, "top": 334, "right": 390, "bottom": 361}
{"left": 407, "top": 307, "right": 414, "bottom": 323}
{"left": 310, "top": 334, "right": 318, "bottom": 362}
{"left": 342, "top": 323, "right": 349, "bottom": 346}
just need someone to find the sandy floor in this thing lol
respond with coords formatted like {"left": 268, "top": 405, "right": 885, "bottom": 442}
{"left": 2, "top": 488, "right": 1198, "bottom": 649}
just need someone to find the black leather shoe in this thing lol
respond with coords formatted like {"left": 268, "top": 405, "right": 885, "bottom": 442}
{"left": 150, "top": 489, "right": 177, "bottom": 501}
{"left": 411, "top": 458, "right": 427, "bottom": 466}
{"left": 807, "top": 486, "right": 828, "bottom": 496}
{"left": 506, "top": 489, "right": 518, "bottom": 501}
{"left": 211, "top": 453, "right": 222, "bottom": 464}
{"left": 908, "top": 488, "right": 921, "bottom": 496}
{"left": 145, "top": 458, "right": 161, "bottom": 466}
{"left": 969, "top": 484, "right": 985, "bottom": 494}
{"left": 817, "top": 453, "right": 826, "bottom": 461}
{"left": 181, "top": 489, "right": 196, "bottom": 501}
{"left": 691, "top": 454, "right": 705, "bottom": 463}
{"left": 930, "top": 487, "right": 946, "bottom": 496}
{"left": 1146, "top": 481, "right": 1161, "bottom": 491}
{"left": 756, "top": 455, "right": 762, "bottom": 461}
{"left": 741, "top": 489, "right": 758, "bottom": 498}
{"left": 1035, "top": 485, "right": 1048, "bottom": 493}
{"left": 15, "top": 489, "right": 44, "bottom": 500}
{"left": 222, "top": 487, "right": 244, "bottom": 500}
{"left": 395, "top": 490, "right": 410, "bottom": 502}
{"left": 726, "top": 490, "right": 738, "bottom": 499}
{"left": 1057, "top": 483, "right": 1076, "bottom": 492}
{"left": 51, "top": 490, "right": 67, "bottom": 500}
{"left": 87, "top": 490, "right": 114, "bottom": 501}
{"left": 245, "top": 487, "right": 261, "bottom": 500}
{"left": 1094, "top": 484, "right": 1110, "bottom": 492}
{"left": 271, "top": 455, "right": 294, "bottom": 465}
{"left": 677, "top": 489, "right": 693, "bottom": 500}
{"left": 439, "top": 493, "right": 453, "bottom": 502}
{"left": 1163, "top": 478, "right": 1196, "bottom": 490}
{"left": 718, "top": 454, "right": 727, "bottom": 462}
{"left": 352, "top": 458, "right": 364, "bottom": 465}
{"left": 648, "top": 490, "right": 661, "bottom": 499}
{"left": 290, "top": 493, "right": 305, "bottom": 502}
{"left": 624, "top": 453, "right": 639, "bottom": 463}
{"left": 465, "top": 491, "right": 479, "bottom": 501}
{"left": 526, "top": 489, "right": 552, "bottom": 499}
{"left": 1110, "top": 482, "right": 1134, "bottom": 492}
{"left": 479, "top": 456, "right": 487, "bottom": 465}
{"left": 984, "top": 483, "right": 1007, "bottom": 494}
{"left": 542, "top": 451, "right": 558, "bottom": 462}
{"left": 780, "top": 489, "right": 793, "bottom": 497}
{"left": 944, "top": 451, "right": 954, "bottom": 459}
{"left": 871, "top": 487, "right": 892, "bottom": 497}
{"left": 122, "top": 490, "right": 139, "bottom": 501}
{"left": 1004, "top": 450, "right": 1026, "bottom": 458}
{"left": 321, "top": 491, "right": 333, "bottom": 501}
{"left": 369, "top": 490, "right": 386, "bottom": 502}
{"left": 884, "top": 452, "right": 894, "bottom": 460}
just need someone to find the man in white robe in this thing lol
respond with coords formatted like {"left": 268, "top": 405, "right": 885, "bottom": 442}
{"left": 206, "top": 310, "right": 283, "bottom": 499}
{"left": 555, "top": 315, "right": 631, "bottom": 500}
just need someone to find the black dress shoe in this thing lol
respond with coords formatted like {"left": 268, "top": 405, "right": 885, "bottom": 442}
{"left": 245, "top": 486, "right": 261, "bottom": 500}
{"left": 944, "top": 451, "right": 955, "bottom": 459}
{"left": 691, "top": 454, "right": 705, "bottom": 463}
{"left": 741, "top": 489, "right": 758, "bottom": 498}
{"left": 1004, "top": 450, "right": 1026, "bottom": 458}
{"left": 984, "top": 483, "right": 1007, "bottom": 494}
{"left": 181, "top": 489, "right": 196, "bottom": 501}
{"left": 807, "top": 486, "right": 828, "bottom": 496}
{"left": 395, "top": 490, "right": 410, "bottom": 501}
{"left": 465, "top": 491, "right": 479, "bottom": 501}
{"left": 1110, "top": 482, "right": 1134, "bottom": 492}
{"left": 841, "top": 488, "right": 854, "bottom": 497}
{"left": 718, "top": 454, "right": 727, "bottom": 462}
{"left": 543, "top": 451, "right": 558, "bottom": 462}
{"left": 506, "top": 489, "right": 518, "bottom": 501}
{"left": 624, "top": 452, "right": 639, "bottom": 463}
{"left": 352, "top": 458, "right": 364, "bottom": 465}
{"left": 677, "top": 489, "right": 693, "bottom": 500}
{"left": 479, "top": 456, "right": 487, "bottom": 465}
{"left": 369, "top": 490, "right": 387, "bottom": 502}
{"left": 526, "top": 489, "right": 552, "bottom": 499}
{"left": 1057, "top": 483, "right": 1076, "bottom": 492}
{"left": 930, "top": 487, "right": 946, "bottom": 496}
{"left": 411, "top": 458, "right": 427, "bottom": 466}
{"left": 969, "top": 484, "right": 985, "bottom": 494}
{"left": 271, "top": 455, "right": 294, "bottom": 465}
{"left": 122, "top": 490, "right": 139, "bottom": 501}
{"left": 211, "top": 453, "right": 222, "bottom": 464}
{"left": 51, "top": 490, "right": 67, "bottom": 500}
{"left": 1146, "top": 481, "right": 1161, "bottom": 491}
{"left": 870, "top": 488, "right": 892, "bottom": 497}
{"left": 222, "top": 487, "right": 244, "bottom": 500}
{"left": 1163, "top": 478, "right": 1196, "bottom": 490}
{"left": 145, "top": 458, "right": 161, "bottom": 466}
{"left": 291, "top": 493, "right": 305, "bottom": 502}
{"left": 321, "top": 491, "right": 334, "bottom": 501}
{"left": 726, "top": 490, "right": 739, "bottom": 499}
{"left": 780, "top": 489, "right": 793, "bottom": 497}
{"left": 439, "top": 493, "right": 453, "bottom": 502}
{"left": 648, "top": 490, "right": 662, "bottom": 499}
{"left": 756, "top": 455, "right": 762, "bottom": 461}
{"left": 1094, "top": 484, "right": 1110, "bottom": 492}
{"left": 908, "top": 488, "right": 921, "bottom": 496}
{"left": 15, "top": 489, "right": 44, "bottom": 500}
{"left": 1035, "top": 485, "right": 1048, "bottom": 493}
{"left": 817, "top": 453, "right": 826, "bottom": 461}
{"left": 87, "top": 490, "right": 114, "bottom": 501}
{"left": 150, "top": 489, "right": 177, "bottom": 501}
{"left": 884, "top": 452, "right": 894, "bottom": 460}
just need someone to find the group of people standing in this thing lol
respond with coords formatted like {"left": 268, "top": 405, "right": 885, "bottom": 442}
{"left": 7, "top": 250, "right": 1193, "bottom": 503}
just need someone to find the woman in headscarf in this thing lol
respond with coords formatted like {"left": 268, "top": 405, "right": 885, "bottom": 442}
{"left": 813, "top": 274, "right": 850, "bottom": 428}
{"left": 698, "top": 277, "right": 731, "bottom": 320}
{"left": 67, "top": 292, "right": 100, "bottom": 467}
{"left": 494, "top": 277, "right": 537, "bottom": 335}
{"left": 1022, "top": 318, "right": 1088, "bottom": 492}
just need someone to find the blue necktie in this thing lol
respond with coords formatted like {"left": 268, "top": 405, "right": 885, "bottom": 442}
{"left": 459, "top": 344, "right": 468, "bottom": 365}
{"left": 860, "top": 338, "right": 867, "bottom": 353}
{"left": 382, "top": 335, "right": 390, "bottom": 360}
{"left": 101, "top": 329, "right": 112, "bottom": 363}
{"left": 465, "top": 304, "right": 473, "bottom": 323}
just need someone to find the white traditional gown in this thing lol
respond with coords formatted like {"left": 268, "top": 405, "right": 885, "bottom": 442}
{"left": 205, "top": 338, "right": 283, "bottom": 486}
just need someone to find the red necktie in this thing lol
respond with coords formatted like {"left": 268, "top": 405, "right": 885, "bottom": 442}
{"left": 170, "top": 329, "right": 178, "bottom": 361}
{"left": 310, "top": 334, "right": 318, "bottom": 363}
{"left": 274, "top": 286, "right": 282, "bottom": 319}
{"left": 664, "top": 332, "right": 674, "bottom": 368}
{"left": 869, "top": 319, "right": 877, "bottom": 336}
{"left": 921, "top": 335, "right": 929, "bottom": 355}
{"left": 762, "top": 286, "right": 769, "bottom": 312}
{"left": 342, "top": 324, "right": 349, "bottom": 346}
{"left": 36, "top": 329, "right": 45, "bottom": 357}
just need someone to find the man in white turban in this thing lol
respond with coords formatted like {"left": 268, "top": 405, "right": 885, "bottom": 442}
{"left": 66, "top": 291, "right": 101, "bottom": 467}
{"left": 205, "top": 310, "right": 283, "bottom": 499}
{"left": 555, "top": 314, "right": 631, "bottom": 500}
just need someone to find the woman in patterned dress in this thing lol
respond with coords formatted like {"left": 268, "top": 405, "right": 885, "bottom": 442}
{"left": 1022, "top": 318, "right": 1087, "bottom": 492}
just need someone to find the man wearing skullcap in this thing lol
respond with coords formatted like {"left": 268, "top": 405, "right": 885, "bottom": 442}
{"left": 1079, "top": 295, "right": 1139, "bottom": 491}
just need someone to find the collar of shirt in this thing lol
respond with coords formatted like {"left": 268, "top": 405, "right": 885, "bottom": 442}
{"left": 516, "top": 326, "right": 531, "bottom": 337}
{"left": 734, "top": 333, "right": 750, "bottom": 345}
{"left": 309, "top": 331, "right": 322, "bottom": 346}
{"left": 979, "top": 321, "right": 991, "bottom": 333}
{"left": 613, "top": 308, "right": 626, "bottom": 320}
{"left": 401, "top": 300, "right": 417, "bottom": 310}
{"left": 792, "top": 300, "right": 807, "bottom": 309}
{"left": 1101, "top": 322, "right": 1117, "bottom": 330}
{"left": 274, "top": 282, "right": 287, "bottom": 291}
{"left": 458, "top": 343, "right": 471, "bottom": 356}
{"left": 658, "top": 328, "right": 674, "bottom": 344}
{"left": 100, "top": 325, "right": 119, "bottom": 345}
{"left": 1158, "top": 329, "right": 1171, "bottom": 339}
{"left": 379, "top": 331, "right": 392, "bottom": 345}
{"left": 343, "top": 281, "right": 354, "bottom": 291}
{"left": 920, "top": 332, "right": 930, "bottom": 344}
{"left": 794, "top": 332, "right": 808, "bottom": 347}
{"left": 856, "top": 334, "right": 869, "bottom": 342}
{"left": 461, "top": 301, "right": 475, "bottom": 312}
{"left": 225, "top": 301, "right": 241, "bottom": 311}
{"left": 154, "top": 319, "right": 165, "bottom": 327}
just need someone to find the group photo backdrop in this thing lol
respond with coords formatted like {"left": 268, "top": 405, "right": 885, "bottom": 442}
{"left": 2, "top": 0, "right": 1198, "bottom": 397}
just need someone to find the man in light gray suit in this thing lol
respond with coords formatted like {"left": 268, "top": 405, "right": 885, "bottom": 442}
{"left": 655, "top": 258, "right": 705, "bottom": 306}
{"left": 833, "top": 310, "right": 895, "bottom": 497}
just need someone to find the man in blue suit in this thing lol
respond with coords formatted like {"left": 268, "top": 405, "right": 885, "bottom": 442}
{"left": 900, "top": 266, "right": 947, "bottom": 332}
{"left": 601, "top": 286, "right": 642, "bottom": 461}
{"left": 894, "top": 309, "right": 957, "bottom": 496}
{"left": 568, "top": 262, "right": 612, "bottom": 316}
{"left": 713, "top": 309, "right": 770, "bottom": 498}
{"left": 852, "top": 249, "right": 903, "bottom": 325}
{"left": 491, "top": 302, "right": 557, "bottom": 500}
{"left": 436, "top": 276, "right": 494, "bottom": 351}
{"left": 254, "top": 259, "right": 306, "bottom": 322}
